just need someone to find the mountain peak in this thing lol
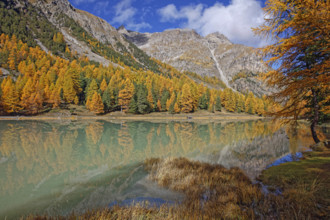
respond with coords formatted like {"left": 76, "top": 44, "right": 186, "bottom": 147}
{"left": 117, "top": 25, "right": 126, "bottom": 31}
{"left": 205, "top": 32, "right": 232, "bottom": 45}
{"left": 117, "top": 25, "right": 130, "bottom": 35}
{"left": 164, "top": 28, "right": 200, "bottom": 37}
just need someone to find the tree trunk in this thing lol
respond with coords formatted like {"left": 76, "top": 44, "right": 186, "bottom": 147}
{"left": 311, "top": 88, "right": 320, "bottom": 143}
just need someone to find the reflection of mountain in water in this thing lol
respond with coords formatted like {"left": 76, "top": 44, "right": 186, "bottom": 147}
{"left": 200, "top": 129, "right": 290, "bottom": 179}
{"left": 0, "top": 120, "right": 316, "bottom": 218}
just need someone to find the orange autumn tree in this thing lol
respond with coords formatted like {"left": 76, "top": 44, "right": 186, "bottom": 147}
{"left": 87, "top": 92, "right": 104, "bottom": 114}
{"left": 254, "top": 0, "right": 330, "bottom": 143}
{"left": 181, "top": 83, "right": 194, "bottom": 113}
{"left": 118, "top": 79, "right": 134, "bottom": 112}
{"left": 1, "top": 77, "right": 20, "bottom": 113}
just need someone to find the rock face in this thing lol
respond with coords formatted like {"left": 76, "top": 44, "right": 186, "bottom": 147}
{"left": 24, "top": 0, "right": 127, "bottom": 66}
{"left": 119, "top": 28, "right": 272, "bottom": 96}
{"left": 29, "top": 0, "right": 126, "bottom": 47}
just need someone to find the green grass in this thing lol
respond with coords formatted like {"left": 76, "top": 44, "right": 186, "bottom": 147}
{"left": 257, "top": 148, "right": 330, "bottom": 219}
{"left": 259, "top": 150, "right": 330, "bottom": 193}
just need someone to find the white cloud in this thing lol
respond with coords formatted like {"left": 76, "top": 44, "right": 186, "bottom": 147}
{"left": 111, "top": 0, "right": 151, "bottom": 31}
{"left": 159, "top": 4, "right": 180, "bottom": 22}
{"left": 158, "top": 0, "right": 269, "bottom": 47}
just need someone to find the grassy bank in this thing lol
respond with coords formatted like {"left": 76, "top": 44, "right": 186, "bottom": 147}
{"left": 0, "top": 109, "right": 264, "bottom": 121}
{"left": 25, "top": 142, "right": 329, "bottom": 219}
{"left": 257, "top": 143, "right": 330, "bottom": 219}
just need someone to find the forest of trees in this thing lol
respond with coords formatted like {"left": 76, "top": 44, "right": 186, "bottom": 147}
{"left": 0, "top": 34, "right": 276, "bottom": 116}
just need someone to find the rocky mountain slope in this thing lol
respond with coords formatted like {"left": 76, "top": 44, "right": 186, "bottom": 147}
{"left": 1, "top": 0, "right": 272, "bottom": 97}
{"left": 1, "top": 0, "right": 159, "bottom": 71}
{"left": 119, "top": 27, "right": 272, "bottom": 97}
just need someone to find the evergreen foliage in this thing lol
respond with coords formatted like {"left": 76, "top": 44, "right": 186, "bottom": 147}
{"left": 215, "top": 96, "right": 221, "bottom": 112}
{"left": 136, "top": 84, "right": 150, "bottom": 114}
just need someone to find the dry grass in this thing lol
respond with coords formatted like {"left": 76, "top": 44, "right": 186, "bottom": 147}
{"left": 144, "top": 157, "right": 262, "bottom": 219}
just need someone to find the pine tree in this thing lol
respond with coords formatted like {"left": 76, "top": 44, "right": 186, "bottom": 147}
{"left": 147, "top": 87, "right": 154, "bottom": 110}
{"left": 215, "top": 96, "right": 221, "bottom": 112}
{"left": 226, "top": 90, "right": 236, "bottom": 112}
{"left": 166, "top": 92, "right": 176, "bottom": 111}
{"left": 74, "top": 96, "right": 79, "bottom": 105}
{"left": 236, "top": 95, "right": 242, "bottom": 112}
{"left": 20, "top": 78, "right": 34, "bottom": 110}
{"left": 137, "top": 85, "right": 150, "bottom": 114}
{"left": 245, "top": 92, "right": 255, "bottom": 114}
{"left": 8, "top": 49, "right": 16, "bottom": 70}
{"left": 63, "top": 76, "right": 76, "bottom": 103}
{"left": 102, "top": 88, "right": 112, "bottom": 112}
{"left": 100, "top": 78, "right": 107, "bottom": 92}
{"left": 198, "top": 94, "right": 208, "bottom": 110}
{"left": 86, "top": 79, "right": 99, "bottom": 101}
{"left": 160, "top": 89, "right": 170, "bottom": 111}
{"left": 88, "top": 92, "right": 104, "bottom": 114}
{"left": 174, "top": 102, "right": 180, "bottom": 113}
{"left": 181, "top": 83, "right": 194, "bottom": 113}
{"left": 256, "top": 99, "right": 265, "bottom": 116}
{"left": 118, "top": 79, "right": 134, "bottom": 112}
{"left": 157, "top": 99, "right": 162, "bottom": 111}
{"left": 49, "top": 89, "right": 61, "bottom": 108}
{"left": 128, "top": 93, "right": 138, "bottom": 114}
{"left": 2, "top": 78, "right": 20, "bottom": 113}
{"left": 169, "top": 101, "right": 175, "bottom": 114}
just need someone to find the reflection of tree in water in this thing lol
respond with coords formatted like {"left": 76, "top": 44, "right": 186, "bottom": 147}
{"left": 85, "top": 122, "right": 104, "bottom": 145}
{"left": 117, "top": 123, "right": 134, "bottom": 161}
{"left": 0, "top": 120, "right": 286, "bottom": 182}
{"left": 287, "top": 123, "right": 326, "bottom": 153}
{"left": 0, "top": 119, "right": 321, "bottom": 214}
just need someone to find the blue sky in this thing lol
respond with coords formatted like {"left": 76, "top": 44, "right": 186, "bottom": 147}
{"left": 68, "top": 0, "right": 268, "bottom": 47}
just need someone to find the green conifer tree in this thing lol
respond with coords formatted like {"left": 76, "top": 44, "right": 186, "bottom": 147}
{"left": 215, "top": 96, "right": 222, "bottom": 111}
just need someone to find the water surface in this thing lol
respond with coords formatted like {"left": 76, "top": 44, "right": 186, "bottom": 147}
{"left": 0, "top": 119, "right": 322, "bottom": 219}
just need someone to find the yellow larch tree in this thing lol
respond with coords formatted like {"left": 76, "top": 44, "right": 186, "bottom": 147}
{"left": 20, "top": 78, "right": 35, "bottom": 110}
{"left": 157, "top": 99, "right": 162, "bottom": 112}
{"left": 181, "top": 83, "right": 194, "bottom": 113}
{"left": 253, "top": 0, "right": 329, "bottom": 143}
{"left": 88, "top": 92, "right": 104, "bottom": 114}
{"left": 147, "top": 87, "right": 154, "bottom": 109}
{"left": 49, "top": 87, "right": 61, "bottom": 108}
{"left": 63, "top": 76, "right": 76, "bottom": 103}
{"left": 100, "top": 78, "right": 108, "bottom": 92}
{"left": 8, "top": 49, "right": 16, "bottom": 70}
{"left": 1, "top": 77, "right": 20, "bottom": 113}
{"left": 118, "top": 79, "right": 134, "bottom": 112}
{"left": 166, "top": 92, "right": 176, "bottom": 111}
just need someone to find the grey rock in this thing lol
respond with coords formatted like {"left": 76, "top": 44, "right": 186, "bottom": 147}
{"left": 30, "top": 0, "right": 126, "bottom": 47}
{"left": 121, "top": 27, "right": 272, "bottom": 96}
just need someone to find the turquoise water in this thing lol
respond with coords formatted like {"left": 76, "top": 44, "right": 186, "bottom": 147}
{"left": 0, "top": 120, "right": 317, "bottom": 219}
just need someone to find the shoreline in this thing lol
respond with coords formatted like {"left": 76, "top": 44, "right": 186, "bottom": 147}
{"left": 0, "top": 113, "right": 265, "bottom": 121}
